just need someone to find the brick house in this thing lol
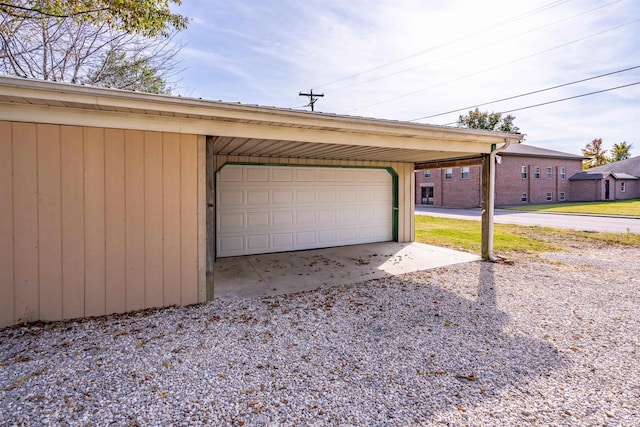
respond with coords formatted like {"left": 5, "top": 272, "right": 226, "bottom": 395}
{"left": 415, "top": 144, "right": 584, "bottom": 207}
{"left": 569, "top": 156, "right": 640, "bottom": 201}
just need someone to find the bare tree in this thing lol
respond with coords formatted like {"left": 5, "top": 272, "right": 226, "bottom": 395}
{"left": 1, "top": 6, "right": 182, "bottom": 93}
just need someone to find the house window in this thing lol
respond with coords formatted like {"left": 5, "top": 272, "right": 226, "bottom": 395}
{"left": 534, "top": 166, "right": 541, "bottom": 179}
{"left": 461, "top": 167, "right": 470, "bottom": 179}
{"left": 621, "top": 182, "right": 626, "bottom": 192}
{"left": 546, "top": 167, "right": 552, "bottom": 179}
{"left": 423, "top": 170, "right": 431, "bottom": 178}
{"left": 521, "top": 192, "right": 528, "bottom": 202}
{"left": 521, "top": 166, "right": 528, "bottom": 179}
{"left": 560, "top": 192, "right": 566, "bottom": 201}
{"left": 546, "top": 192, "right": 552, "bottom": 201}
{"left": 560, "top": 167, "right": 566, "bottom": 180}
{"left": 444, "top": 168, "right": 453, "bottom": 180}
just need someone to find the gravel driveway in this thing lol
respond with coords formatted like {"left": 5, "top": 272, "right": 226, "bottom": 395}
{"left": 1, "top": 246, "right": 639, "bottom": 426}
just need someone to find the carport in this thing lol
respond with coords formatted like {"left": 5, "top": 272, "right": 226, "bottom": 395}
{"left": 0, "top": 76, "right": 523, "bottom": 327}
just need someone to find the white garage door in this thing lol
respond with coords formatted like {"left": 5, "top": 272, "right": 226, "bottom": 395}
{"left": 216, "top": 165, "right": 393, "bottom": 257}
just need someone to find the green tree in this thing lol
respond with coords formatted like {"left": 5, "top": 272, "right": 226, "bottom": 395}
{"left": 581, "top": 138, "right": 609, "bottom": 169}
{"left": 457, "top": 108, "right": 520, "bottom": 133}
{"left": 610, "top": 141, "right": 633, "bottom": 162}
{"left": 86, "top": 49, "right": 171, "bottom": 94}
{"left": 0, "top": 0, "right": 187, "bottom": 36}
{"left": 0, "top": 1, "right": 185, "bottom": 93}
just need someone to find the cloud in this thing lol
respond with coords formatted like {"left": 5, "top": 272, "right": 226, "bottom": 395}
{"left": 173, "top": 0, "right": 640, "bottom": 154}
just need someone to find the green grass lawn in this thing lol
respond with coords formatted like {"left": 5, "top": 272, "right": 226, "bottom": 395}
{"left": 415, "top": 215, "right": 640, "bottom": 255}
{"left": 504, "top": 199, "right": 640, "bottom": 216}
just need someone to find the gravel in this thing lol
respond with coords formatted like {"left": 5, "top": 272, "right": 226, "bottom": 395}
{"left": 1, "top": 246, "right": 639, "bottom": 426}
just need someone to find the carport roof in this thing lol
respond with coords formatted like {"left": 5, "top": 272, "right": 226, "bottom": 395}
{"left": 0, "top": 76, "right": 523, "bottom": 163}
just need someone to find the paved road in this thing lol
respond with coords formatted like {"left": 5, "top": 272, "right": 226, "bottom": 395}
{"left": 415, "top": 206, "right": 640, "bottom": 234}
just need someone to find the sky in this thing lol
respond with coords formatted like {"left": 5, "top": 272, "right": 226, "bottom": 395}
{"left": 170, "top": 0, "right": 639, "bottom": 156}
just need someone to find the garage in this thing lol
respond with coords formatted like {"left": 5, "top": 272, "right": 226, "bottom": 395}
{"left": 0, "top": 76, "right": 524, "bottom": 327}
{"left": 216, "top": 164, "right": 395, "bottom": 257}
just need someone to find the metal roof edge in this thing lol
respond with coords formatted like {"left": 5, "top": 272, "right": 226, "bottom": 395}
{"left": 0, "top": 76, "right": 524, "bottom": 144}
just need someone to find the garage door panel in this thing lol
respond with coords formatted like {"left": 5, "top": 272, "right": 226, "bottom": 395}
{"left": 296, "top": 231, "right": 316, "bottom": 245}
{"left": 219, "top": 189, "right": 243, "bottom": 206}
{"left": 272, "top": 189, "right": 293, "bottom": 204}
{"left": 247, "top": 189, "right": 268, "bottom": 205}
{"left": 296, "top": 189, "right": 315, "bottom": 203}
{"left": 271, "top": 168, "right": 293, "bottom": 181}
{"left": 247, "top": 211, "right": 269, "bottom": 227}
{"left": 219, "top": 212, "right": 244, "bottom": 229}
{"left": 247, "top": 167, "right": 269, "bottom": 181}
{"left": 272, "top": 211, "right": 293, "bottom": 225}
{"left": 317, "top": 170, "right": 336, "bottom": 181}
{"left": 295, "top": 168, "right": 315, "bottom": 181}
{"left": 247, "top": 235, "right": 269, "bottom": 250}
{"left": 219, "top": 166, "right": 243, "bottom": 182}
{"left": 318, "top": 229, "right": 337, "bottom": 243}
{"left": 216, "top": 165, "right": 392, "bottom": 257}
{"left": 317, "top": 209, "right": 336, "bottom": 225}
{"left": 318, "top": 189, "right": 336, "bottom": 203}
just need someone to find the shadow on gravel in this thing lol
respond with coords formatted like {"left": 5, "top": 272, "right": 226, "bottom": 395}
{"left": 0, "top": 262, "right": 568, "bottom": 425}
{"left": 375, "top": 261, "right": 567, "bottom": 423}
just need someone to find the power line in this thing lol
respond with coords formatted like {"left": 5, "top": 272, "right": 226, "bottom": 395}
{"left": 311, "top": 0, "right": 570, "bottom": 90}
{"left": 439, "top": 81, "right": 640, "bottom": 126}
{"left": 324, "top": 0, "right": 621, "bottom": 95}
{"left": 410, "top": 65, "right": 640, "bottom": 122}
{"left": 348, "top": 19, "right": 639, "bottom": 113}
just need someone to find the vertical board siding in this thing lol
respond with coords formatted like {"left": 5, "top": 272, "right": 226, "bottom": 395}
{"left": 144, "top": 132, "right": 164, "bottom": 309}
{"left": 0, "top": 121, "right": 204, "bottom": 327}
{"left": 12, "top": 123, "right": 39, "bottom": 323}
{"left": 84, "top": 127, "right": 106, "bottom": 317}
{"left": 162, "top": 133, "right": 182, "bottom": 306}
{"left": 37, "top": 124, "right": 63, "bottom": 321}
{"left": 180, "top": 134, "right": 199, "bottom": 306}
{"left": 104, "top": 129, "right": 127, "bottom": 314}
{"left": 60, "top": 126, "right": 85, "bottom": 320}
{"left": 124, "top": 130, "right": 146, "bottom": 311}
{"left": 197, "top": 136, "right": 207, "bottom": 303}
{"left": 0, "top": 122, "right": 15, "bottom": 326}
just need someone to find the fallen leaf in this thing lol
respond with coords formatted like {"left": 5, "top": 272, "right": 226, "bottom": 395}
{"left": 456, "top": 373, "right": 476, "bottom": 382}
{"left": 248, "top": 400, "right": 259, "bottom": 407}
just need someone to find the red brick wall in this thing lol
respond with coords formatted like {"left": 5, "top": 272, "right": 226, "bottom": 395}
{"left": 415, "top": 167, "right": 480, "bottom": 208}
{"left": 613, "top": 179, "right": 639, "bottom": 200}
{"left": 494, "top": 155, "right": 582, "bottom": 206}
{"left": 415, "top": 155, "right": 585, "bottom": 207}
{"left": 570, "top": 180, "right": 600, "bottom": 201}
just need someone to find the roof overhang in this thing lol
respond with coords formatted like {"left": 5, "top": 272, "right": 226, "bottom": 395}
{"left": 0, "top": 76, "right": 524, "bottom": 163}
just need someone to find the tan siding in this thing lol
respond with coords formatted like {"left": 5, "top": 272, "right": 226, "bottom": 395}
{"left": 0, "top": 122, "right": 15, "bottom": 326}
{"left": 84, "top": 127, "right": 106, "bottom": 317}
{"left": 124, "top": 130, "right": 145, "bottom": 311}
{"left": 13, "top": 123, "right": 39, "bottom": 323}
{"left": 180, "top": 134, "right": 198, "bottom": 305}
{"left": 60, "top": 126, "right": 85, "bottom": 320}
{"left": 0, "top": 121, "right": 205, "bottom": 327}
{"left": 37, "top": 124, "right": 63, "bottom": 321}
{"left": 163, "top": 132, "right": 181, "bottom": 306}
{"left": 144, "top": 131, "right": 164, "bottom": 309}
{"left": 105, "top": 129, "right": 126, "bottom": 314}
{"left": 197, "top": 136, "right": 207, "bottom": 303}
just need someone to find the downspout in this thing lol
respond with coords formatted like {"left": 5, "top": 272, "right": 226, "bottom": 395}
{"left": 485, "top": 139, "right": 512, "bottom": 262}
